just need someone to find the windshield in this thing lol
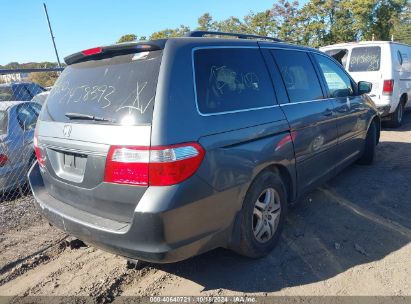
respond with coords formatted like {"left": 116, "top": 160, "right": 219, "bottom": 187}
{"left": 349, "top": 46, "right": 381, "bottom": 72}
{"left": 0, "top": 87, "right": 14, "bottom": 102}
{"left": 40, "top": 50, "right": 162, "bottom": 125}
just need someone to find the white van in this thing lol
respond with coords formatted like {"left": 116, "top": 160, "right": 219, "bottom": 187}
{"left": 320, "top": 41, "right": 411, "bottom": 127}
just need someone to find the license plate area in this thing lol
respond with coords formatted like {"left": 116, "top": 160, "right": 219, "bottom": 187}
{"left": 47, "top": 148, "right": 88, "bottom": 183}
{"left": 62, "top": 152, "right": 87, "bottom": 174}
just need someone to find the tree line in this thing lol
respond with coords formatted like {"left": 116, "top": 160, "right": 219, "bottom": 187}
{"left": 0, "top": 62, "right": 62, "bottom": 86}
{"left": 118, "top": 0, "right": 411, "bottom": 47}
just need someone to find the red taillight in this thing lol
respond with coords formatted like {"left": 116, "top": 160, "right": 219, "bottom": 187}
{"left": 104, "top": 147, "right": 150, "bottom": 186}
{"left": 0, "top": 154, "right": 8, "bottom": 167}
{"left": 383, "top": 79, "right": 394, "bottom": 95}
{"left": 34, "top": 135, "right": 46, "bottom": 167}
{"left": 81, "top": 47, "right": 103, "bottom": 56}
{"left": 104, "top": 143, "right": 205, "bottom": 186}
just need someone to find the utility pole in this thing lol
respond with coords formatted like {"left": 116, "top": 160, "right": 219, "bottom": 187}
{"left": 43, "top": 3, "right": 61, "bottom": 68}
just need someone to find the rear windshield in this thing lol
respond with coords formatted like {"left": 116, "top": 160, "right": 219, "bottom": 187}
{"left": 40, "top": 50, "right": 162, "bottom": 125}
{"left": 0, "top": 111, "right": 7, "bottom": 134}
{"left": 0, "top": 87, "right": 14, "bottom": 102}
{"left": 349, "top": 46, "right": 381, "bottom": 72}
{"left": 324, "top": 49, "right": 348, "bottom": 67}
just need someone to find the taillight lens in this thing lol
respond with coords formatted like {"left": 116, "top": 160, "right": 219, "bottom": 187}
{"left": 104, "top": 147, "right": 150, "bottom": 186}
{"left": 0, "top": 154, "right": 8, "bottom": 167}
{"left": 33, "top": 135, "right": 46, "bottom": 167}
{"left": 383, "top": 79, "right": 394, "bottom": 95}
{"left": 104, "top": 143, "right": 205, "bottom": 186}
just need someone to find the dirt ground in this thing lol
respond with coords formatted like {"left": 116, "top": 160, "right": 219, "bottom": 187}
{"left": 1, "top": 113, "right": 411, "bottom": 303}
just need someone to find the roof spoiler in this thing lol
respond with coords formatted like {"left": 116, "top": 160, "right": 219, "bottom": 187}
{"left": 64, "top": 40, "right": 167, "bottom": 65}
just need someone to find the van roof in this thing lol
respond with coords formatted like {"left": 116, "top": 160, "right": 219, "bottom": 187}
{"left": 321, "top": 40, "right": 411, "bottom": 49}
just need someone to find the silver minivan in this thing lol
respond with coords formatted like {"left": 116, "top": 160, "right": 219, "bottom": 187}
{"left": 29, "top": 31, "right": 380, "bottom": 263}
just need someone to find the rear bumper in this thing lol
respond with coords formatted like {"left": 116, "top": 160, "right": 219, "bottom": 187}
{"left": 28, "top": 162, "right": 240, "bottom": 263}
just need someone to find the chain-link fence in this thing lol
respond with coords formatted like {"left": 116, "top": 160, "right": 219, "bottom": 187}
{"left": 0, "top": 68, "right": 62, "bottom": 201}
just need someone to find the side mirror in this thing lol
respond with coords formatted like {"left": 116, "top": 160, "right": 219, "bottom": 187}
{"left": 358, "top": 81, "right": 372, "bottom": 95}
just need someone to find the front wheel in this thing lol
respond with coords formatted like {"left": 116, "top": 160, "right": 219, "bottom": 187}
{"left": 357, "top": 121, "right": 377, "bottom": 165}
{"left": 235, "top": 170, "right": 287, "bottom": 258}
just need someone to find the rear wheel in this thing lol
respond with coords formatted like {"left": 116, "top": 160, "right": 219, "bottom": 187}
{"left": 357, "top": 121, "right": 377, "bottom": 165}
{"left": 388, "top": 101, "right": 404, "bottom": 128}
{"left": 235, "top": 170, "right": 287, "bottom": 258}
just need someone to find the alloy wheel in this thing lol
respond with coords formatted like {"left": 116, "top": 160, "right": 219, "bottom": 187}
{"left": 252, "top": 187, "right": 281, "bottom": 243}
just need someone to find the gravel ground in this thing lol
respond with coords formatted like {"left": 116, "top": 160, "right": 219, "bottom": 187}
{"left": 0, "top": 113, "right": 410, "bottom": 302}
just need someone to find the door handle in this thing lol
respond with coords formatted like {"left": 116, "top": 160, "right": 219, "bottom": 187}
{"left": 323, "top": 109, "right": 333, "bottom": 116}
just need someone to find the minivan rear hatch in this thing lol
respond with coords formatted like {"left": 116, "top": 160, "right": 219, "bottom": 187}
{"left": 36, "top": 44, "right": 163, "bottom": 223}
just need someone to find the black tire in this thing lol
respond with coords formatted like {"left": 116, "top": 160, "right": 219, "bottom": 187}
{"left": 357, "top": 121, "right": 377, "bottom": 165}
{"left": 235, "top": 170, "right": 287, "bottom": 258}
{"left": 388, "top": 101, "right": 404, "bottom": 128}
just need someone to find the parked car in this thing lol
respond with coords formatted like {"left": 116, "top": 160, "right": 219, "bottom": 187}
{"left": 29, "top": 31, "right": 380, "bottom": 263}
{"left": 0, "top": 82, "right": 46, "bottom": 102}
{"left": 31, "top": 91, "right": 50, "bottom": 105}
{"left": 0, "top": 101, "right": 42, "bottom": 193}
{"left": 320, "top": 41, "right": 411, "bottom": 127}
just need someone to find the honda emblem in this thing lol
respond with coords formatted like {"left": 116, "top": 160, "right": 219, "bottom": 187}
{"left": 63, "top": 125, "right": 72, "bottom": 138}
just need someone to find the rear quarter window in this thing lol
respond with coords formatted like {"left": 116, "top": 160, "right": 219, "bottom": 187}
{"left": 193, "top": 48, "right": 276, "bottom": 115}
{"left": 349, "top": 46, "right": 381, "bottom": 72}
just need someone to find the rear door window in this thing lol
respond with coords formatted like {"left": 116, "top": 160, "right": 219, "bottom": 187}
{"left": 40, "top": 50, "right": 162, "bottom": 125}
{"left": 272, "top": 50, "right": 324, "bottom": 103}
{"left": 314, "top": 54, "right": 354, "bottom": 98}
{"left": 193, "top": 48, "right": 276, "bottom": 115}
{"left": 349, "top": 46, "right": 381, "bottom": 72}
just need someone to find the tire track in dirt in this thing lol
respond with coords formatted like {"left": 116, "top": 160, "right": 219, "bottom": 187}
{"left": 0, "top": 242, "right": 162, "bottom": 303}
{"left": 0, "top": 235, "right": 68, "bottom": 286}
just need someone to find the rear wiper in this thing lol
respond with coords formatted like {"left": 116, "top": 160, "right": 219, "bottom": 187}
{"left": 65, "top": 112, "right": 115, "bottom": 123}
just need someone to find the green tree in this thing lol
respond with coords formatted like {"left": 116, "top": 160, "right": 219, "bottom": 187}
{"left": 214, "top": 17, "right": 246, "bottom": 33}
{"left": 271, "top": 0, "right": 301, "bottom": 42}
{"left": 117, "top": 34, "right": 137, "bottom": 43}
{"left": 340, "top": 0, "right": 375, "bottom": 40}
{"left": 116, "top": 0, "right": 410, "bottom": 49}
{"left": 197, "top": 13, "right": 216, "bottom": 31}
{"left": 372, "top": 0, "right": 407, "bottom": 41}
{"left": 243, "top": 10, "right": 278, "bottom": 36}
{"left": 392, "top": 1, "right": 411, "bottom": 43}
{"left": 149, "top": 25, "right": 190, "bottom": 39}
